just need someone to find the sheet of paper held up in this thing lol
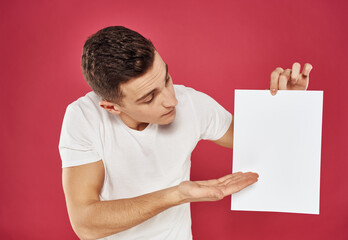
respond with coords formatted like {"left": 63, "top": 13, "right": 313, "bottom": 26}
{"left": 231, "top": 90, "right": 323, "bottom": 215}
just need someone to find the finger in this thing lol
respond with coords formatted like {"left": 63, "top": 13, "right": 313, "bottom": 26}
{"left": 227, "top": 172, "right": 259, "bottom": 185}
{"left": 195, "top": 179, "right": 220, "bottom": 186}
{"left": 279, "top": 69, "right": 291, "bottom": 90}
{"left": 217, "top": 172, "right": 244, "bottom": 182}
{"left": 291, "top": 62, "right": 301, "bottom": 85}
{"left": 270, "top": 67, "right": 284, "bottom": 95}
{"left": 219, "top": 172, "right": 246, "bottom": 185}
{"left": 218, "top": 176, "right": 258, "bottom": 196}
{"left": 302, "top": 63, "right": 313, "bottom": 77}
{"left": 222, "top": 172, "right": 259, "bottom": 186}
{"left": 196, "top": 172, "right": 244, "bottom": 186}
{"left": 229, "top": 172, "right": 259, "bottom": 190}
{"left": 245, "top": 172, "right": 259, "bottom": 179}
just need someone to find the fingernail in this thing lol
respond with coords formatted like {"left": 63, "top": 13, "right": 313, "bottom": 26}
{"left": 305, "top": 66, "right": 312, "bottom": 75}
{"left": 271, "top": 89, "right": 276, "bottom": 96}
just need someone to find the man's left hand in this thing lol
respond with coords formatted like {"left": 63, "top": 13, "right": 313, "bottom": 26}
{"left": 269, "top": 62, "right": 313, "bottom": 95}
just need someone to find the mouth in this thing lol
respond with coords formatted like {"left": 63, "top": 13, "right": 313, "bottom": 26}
{"left": 163, "top": 108, "right": 175, "bottom": 116}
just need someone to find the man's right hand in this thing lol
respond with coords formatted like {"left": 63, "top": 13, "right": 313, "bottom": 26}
{"left": 63, "top": 160, "right": 258, "bottom": 239}
{"left": 176, "top": 172, "right": 259, "bottom": 203}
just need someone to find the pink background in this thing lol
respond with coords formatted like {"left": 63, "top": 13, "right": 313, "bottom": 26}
{"left": 1, "top": 0, "right": 347, "bottom": 239}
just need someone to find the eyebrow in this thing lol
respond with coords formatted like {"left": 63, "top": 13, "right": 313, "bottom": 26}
{"left": 135, "top": 63, "right": 169, "bottom": 103}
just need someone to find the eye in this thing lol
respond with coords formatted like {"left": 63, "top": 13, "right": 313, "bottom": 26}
{"left": 165, "top": 76, "right": 171, "bottom": 85}
{"left": 144, "top": 76, "right": 171, "bottom": 105}
{"left": 144, "top": 93, "right": 154, "bottom": 104}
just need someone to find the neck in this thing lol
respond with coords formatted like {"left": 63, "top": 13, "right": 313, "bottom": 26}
{"left": 119, "top": 113, "right": 149, "bottom": 131}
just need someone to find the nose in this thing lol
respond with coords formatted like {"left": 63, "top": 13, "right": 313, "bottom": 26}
{"left": 161, "top": 87, "right": 178, "bottom": 108}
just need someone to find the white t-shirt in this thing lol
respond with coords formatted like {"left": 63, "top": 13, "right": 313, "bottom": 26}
{"left": 58, "top": 84, "right": 232, "bottom": 240}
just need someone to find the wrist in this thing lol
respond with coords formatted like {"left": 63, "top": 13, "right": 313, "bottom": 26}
{"left": 169, "top": 185, "right": 188, "bottom": 205}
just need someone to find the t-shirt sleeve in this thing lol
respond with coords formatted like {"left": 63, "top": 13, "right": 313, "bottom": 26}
{"left": 186, "top": 87, "right": 233, "bottom": 141}
{"left": 58, "top": 104, "right": 101, "bottom": 168}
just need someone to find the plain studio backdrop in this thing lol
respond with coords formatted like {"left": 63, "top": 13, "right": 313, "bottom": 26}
{"left": 1, "top": 0, "right": 347, "bottom": 239}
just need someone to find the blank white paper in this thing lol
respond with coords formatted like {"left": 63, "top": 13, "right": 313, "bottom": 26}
{"left": 231, "top": 90, "right": 323, "bottom": 215}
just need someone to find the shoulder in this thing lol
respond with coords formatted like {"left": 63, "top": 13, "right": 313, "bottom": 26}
{"left": 174, "top": 84, "right": 213, "bottom": 105}
{"left": 65, "top": 91, "right": 103, "bottom": 119}
{"left": 62, "top": 91, "right": 105, "bottom": 130}
{"left": 68, "top": 91, "right": 101, "bottom": 112}
{"left": 173, "top": 84, "right": 204, "bottom": 101}
{"left": 174, "top": 84, "right": 197, "bottom": 94}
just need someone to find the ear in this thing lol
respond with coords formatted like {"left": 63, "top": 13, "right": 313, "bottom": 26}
{"left": 99, "top": 100, "right": 122, "bottom": 115}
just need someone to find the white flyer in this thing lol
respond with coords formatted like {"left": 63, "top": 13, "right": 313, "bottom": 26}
{"left": 231, "top": 90, "right": 323, "bottom": 214}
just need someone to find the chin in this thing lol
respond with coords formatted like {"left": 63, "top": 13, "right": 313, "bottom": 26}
{"left": 158, "top": 115, "right": 176, "bottom": 125}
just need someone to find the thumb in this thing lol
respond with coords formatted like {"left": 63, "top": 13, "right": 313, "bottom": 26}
{"left": 202, "top": 186, "right": 224, "bottom": 200}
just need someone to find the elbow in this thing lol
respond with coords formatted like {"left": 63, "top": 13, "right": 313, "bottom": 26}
{"left": 74, "top": 225, "right": 103, "bottom": 240}
{"left": 68, "top": 205, "right": 104, "bottom": 239}
{"left": 72, "top": 222, "right": 94, "bottom": 240}
{"left": 73, "top": 221, "right": 124, "bottom": 240}
{"left": 68, "top": 203, "right": 125, "bottom": 239}
{"left": 70, "top": 217, "right": 100, "bottom": 240}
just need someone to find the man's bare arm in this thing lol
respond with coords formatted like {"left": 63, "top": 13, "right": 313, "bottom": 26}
{"left": 62, "top": 159, "right": 257, "bottom": 240}
{"left": 211, "top": 114, "right": 234, "bottom": 149}
{"left": 62, "top": 160, "right": 182, "bottom": 239}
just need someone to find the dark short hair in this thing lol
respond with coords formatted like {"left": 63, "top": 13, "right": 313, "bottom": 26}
{"left": 81, "top": 26, "right": 156, "bottom": 105}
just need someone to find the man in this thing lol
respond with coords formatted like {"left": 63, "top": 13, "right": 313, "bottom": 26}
{"left": 59, "top": 26, "right": 312, "bottom": 240}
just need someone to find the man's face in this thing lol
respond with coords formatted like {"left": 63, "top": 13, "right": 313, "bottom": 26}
{"left": 100, "top": 51, "right": 178, "bottom": 129}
